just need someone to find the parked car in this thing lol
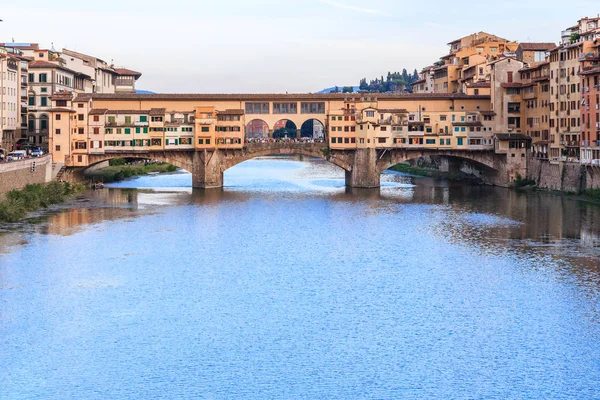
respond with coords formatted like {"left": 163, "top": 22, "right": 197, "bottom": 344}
{"left": 6, "top": 150, "right": 27, "bottom": 161}
{"left": 32, "top": 148, "right": 44, "bottom": 157}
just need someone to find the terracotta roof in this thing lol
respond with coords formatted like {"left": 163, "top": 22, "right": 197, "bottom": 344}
{"left": 74, "top": 93, "right": 93, "bottom": 102}
{"left": 51, "top": 91, "right": 73, "bottom": 100}
{"left": 580, "top": 67, "right": 600, "bottom": 76}
{"left": 114, "top": 68, "right": 142, "bottom": 77}
{"left": 106, "top": 110, "right": 150, "bottom": 115}
{"left": 217, "top": 109, "right": 245, "bottom": 115}
{"left": 89, "top": 108, "right": 109, "bottom": 115}
{"left": 378, "top": 109, "right": 408, "bottom": 113}
{"left": 518, "top": 42, "right": 556, "bottom": 51}
{"left": 468, "top": 82, "right": 491, "bottom": 88}
{"left": 410, "top": 78, "right": 427, "bottom": 85}
{"left": 47, "top": 107, "right": 76, "bottom": 113}
{"left": 149, "top": 108, "right": 166, "bottom": 115}
{"left": 28, "top": 60, "right": 77, "bottom": 74}
{"left": 89, "top": 93, "right": 491, "bottom": 101}
{"left": 519, "top": 62, "right": 550, "bottom": 72}
{"left": 501, "top": 82, "right": 524, "bottom": 88}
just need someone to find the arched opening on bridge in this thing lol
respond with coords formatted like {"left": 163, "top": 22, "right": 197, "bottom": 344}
{"left": 273, "top": 120, "right": 297, "bottom": 139}
{"left": 245, "top": 119, "right": 269, "bottom": 140}
{"left": 384, "top": 155, "right": 499, "bottom": 185}
{"left": 300, "top": 119, "right": 325, "bottom": 140}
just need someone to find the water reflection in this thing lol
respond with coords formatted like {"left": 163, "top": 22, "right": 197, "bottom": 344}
{"left": 1, "top": 156, "right": 600, "bottom": 398}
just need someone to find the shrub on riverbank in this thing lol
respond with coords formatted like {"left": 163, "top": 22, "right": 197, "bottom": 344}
{"left": 584, "top": 189, "right": 600, "bottom": 202}
{"left": 0, "top": 182, "right": 83, "bottom": 223}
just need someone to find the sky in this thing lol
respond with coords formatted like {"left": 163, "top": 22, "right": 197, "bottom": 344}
{"left": 1, "top": 1, "right": 597, "bottom": 93}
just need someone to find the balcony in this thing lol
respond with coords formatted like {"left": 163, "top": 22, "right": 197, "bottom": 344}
{"left": 134, "top": 121, "right": 149, "bottom": 127}
{"left": 196, "top": 118, "right": 214, "bottom": 125}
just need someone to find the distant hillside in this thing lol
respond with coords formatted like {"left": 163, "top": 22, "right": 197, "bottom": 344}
{"left": 359, "top": 69, "right": 419, "bottom": 93}
{"left": 316, "top": 86, "right": 360, "bottom": 94}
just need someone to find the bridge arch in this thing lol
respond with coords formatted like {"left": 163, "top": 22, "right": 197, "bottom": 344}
{"left": 245, "top": 119, "right": 269, "bottom": 139}
{"left": 273, "top": 119, "right": 297, "bottom": 139}
{"left": 378, "top": 149, "right": 499, "bottom": 173}
{"left": 84, "top": 151, "right": 195, "bottom": 174}
{"left": 300, "top": 119, "right": 325, "bottom": 140}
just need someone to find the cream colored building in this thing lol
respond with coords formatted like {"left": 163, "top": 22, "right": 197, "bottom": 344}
{"left": 0, "top": 49, "right": 20, "bottom": 150}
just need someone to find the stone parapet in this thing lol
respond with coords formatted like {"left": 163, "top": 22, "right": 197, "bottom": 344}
{"left": 0, "top": 155, "right": 53, "bottom": 198}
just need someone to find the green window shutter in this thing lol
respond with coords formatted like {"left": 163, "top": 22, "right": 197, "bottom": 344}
{"left": 140, "top": 116, "right": 147, "bottom": 122}
{"left": 143, "top": 127, "right": 148, "bottom": 134}
{"left": 136, "top": 127, "right": 140, "bottom": 134}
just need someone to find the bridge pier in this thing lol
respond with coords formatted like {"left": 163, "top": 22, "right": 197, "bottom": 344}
{"left": 345, "top": 148, "right": 381, "bottom": 188}
{"left": 192, "top": 150, "right": 223, "bottom": 189}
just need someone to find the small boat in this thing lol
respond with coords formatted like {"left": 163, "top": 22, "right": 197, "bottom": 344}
{"left": 147, "top": 172, "right": 160, "bottom": 175}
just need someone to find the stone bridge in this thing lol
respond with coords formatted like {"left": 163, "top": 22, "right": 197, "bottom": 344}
{"left": 81, "top": 142, "right": 525, "bottom": 188}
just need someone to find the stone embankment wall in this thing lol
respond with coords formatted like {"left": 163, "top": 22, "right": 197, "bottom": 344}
{"left": 527, "top": 156, "right": 600, "bottom": 192}
{"left": 0, "top": 155, "right": 53, "bottom": 198}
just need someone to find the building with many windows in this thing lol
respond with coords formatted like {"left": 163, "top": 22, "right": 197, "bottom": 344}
{"left": 0, "top": 48, "right": 21, "bottom": 150}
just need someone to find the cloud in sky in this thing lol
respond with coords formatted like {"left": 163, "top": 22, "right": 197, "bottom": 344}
{"left": 317, "top": 0, "right": 383, "bottom": 15}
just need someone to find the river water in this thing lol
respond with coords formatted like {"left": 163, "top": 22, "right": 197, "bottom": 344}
{"left": 1, "top": 156, "right": 599, "bottom": 399}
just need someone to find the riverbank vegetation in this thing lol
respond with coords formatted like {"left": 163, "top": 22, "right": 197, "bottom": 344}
{"left": 0, "top": 182, "right": 83, "bottom": 223}
{"left": 86, "top": 159, "right": 178, "bottom": 183}
{"left": 584, "top": 189, "right": 600, "bottom": 202}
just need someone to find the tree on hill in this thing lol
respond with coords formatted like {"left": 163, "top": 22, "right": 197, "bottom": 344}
{"left": 358, "top": 68, "right": 420, "bottom": 93}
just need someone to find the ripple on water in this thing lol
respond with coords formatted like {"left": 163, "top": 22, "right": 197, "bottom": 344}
{"left": 1, "top": 156, "right": 600, "bottom": 399}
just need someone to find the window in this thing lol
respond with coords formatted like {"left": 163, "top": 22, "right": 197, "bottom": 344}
{"left": 93, "top": 116, "right": 100, "bottom": 122}
{"left": 140, "top": 116, "right": 147, "bottom": 122}
{"left": 377, "top": 138, "right": 387, "bottom": 143}
{"left": 426, "top": 139, "right": 436, "bottom": 144}
{"left": 201, "top": 127, "right": 209, "bottom": 132}
{"left": 55, "top": 145, "right": 61, "bottom": 151}
{"left": 55, "top": 129, "right": 61, "bottom": 135}
{"left": 28, "top": 96, "right": 35, "bottom": 106}
{"left": 457, "top": 137, "right": 464, "bottom": 146}
{"left": 93, "top": 127, "right": 100, "bottom": 135}
{"left": 273, "top": 103, "right": 297, "bottom": 114}
{"left": 300, "top": 102, "right": 325, "bottom": 114}
{"left": 245, "top": 102, "right": 269, "bottom": 114}
{"left": 125, "top": 128, "right": 131, "bottom": 134}
{"left": 41, "top": 87, "right": 47, "bottom": 93}
{"left": 40, "top": 97, "right": 47, "bottom": 107}
{"left": 78, "top": 114, "right": 84, "bottom": 121}
{"left": 151, "top": 116, "right": 163, "bottom": 122}
{"left": 366, "top": 111, "right": 375, "bottom": 118}
{"left": 55, "top": 114, "right": 61, "bottom": 121}
{"left": 28, "top": 73, "right": 34, "bottom": 83}
{"left": 125, "top": 116, "right": 132, "bottom": 124}
{"left": 39, "top": 73, "right": 47, "bottom": 83}
{"left": 78, "top": 128, "right": 84, "bottom": 134}
{"left": 136, "top": 127, "right": 141, "bottom": 134}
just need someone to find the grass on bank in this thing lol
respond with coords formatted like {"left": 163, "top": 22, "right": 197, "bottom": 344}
{"left": 0, "top": 182, "right": 83, "bottom": 223}
{"left": 86, "top": 160, "right": 177, "bottom": 183}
